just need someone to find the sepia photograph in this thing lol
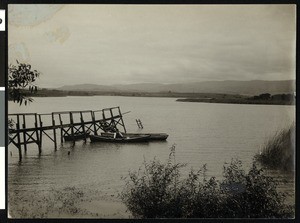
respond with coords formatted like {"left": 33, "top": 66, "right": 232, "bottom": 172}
{"left": 7, "top": 4, "right": 296, "bottom": 219}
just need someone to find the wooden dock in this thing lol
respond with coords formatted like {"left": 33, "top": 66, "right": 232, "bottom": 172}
{"left": 8, "top": 106, "right": 127, "bottom": 161}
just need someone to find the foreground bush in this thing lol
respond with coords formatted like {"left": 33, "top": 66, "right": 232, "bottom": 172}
{"left": 120, "top": 146, "right": 294, "bottom": 218}
{"left": 256, "top": 124, "right": 295, "bottom": 172}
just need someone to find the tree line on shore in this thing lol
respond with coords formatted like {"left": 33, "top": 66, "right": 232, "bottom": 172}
{"left": 249, "top": 93, "right": 294, "bottom": 102}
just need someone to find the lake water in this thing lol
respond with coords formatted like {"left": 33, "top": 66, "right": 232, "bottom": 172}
{"left": 8, "top": 96, "right": 295, "bottom": 218}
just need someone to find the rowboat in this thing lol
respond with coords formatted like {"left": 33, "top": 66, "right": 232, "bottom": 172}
{"left": 64, "top": 132, "right": 90, "bottom": 141}
{"left": 122, "top": 133, "right": 168, "bottom": 141}
{"left": 90, "top": 134, "right": 150, "bottom": 143}
{"left": 101, "top": 132, "right": 168, "bottom": 141}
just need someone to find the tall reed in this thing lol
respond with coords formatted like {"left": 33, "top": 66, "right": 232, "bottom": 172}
{"left": 256, "top": 123, "right": 295, "bottom": 172}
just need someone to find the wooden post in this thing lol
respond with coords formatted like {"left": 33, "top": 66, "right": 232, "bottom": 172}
{"left": 38, "top": 114, "right": 43, "bottom": 153}
{"left": 70, "top": 112, "right": 75, "bottom": 144}
{"left": 22, "top": 115, "right": 27, "bottom": 152}
{"left": 80, "top": 112, "right": 87, "bottom": 142}
{"left": 118, "top": 107, "right": 127, "bottom": 133}
{"left": 59, "top": 114, "right": 63, "bottom": 143}
{"left": 34, "top": 114, "right": 41, "bottom": 153}
{"left": 102, "top": 110, "right": 106, "bottom": 120}
{"left": 109, "top": 108, "right": 114, "bottom": 120}
{"left": 92, "top": 111, "right": 97, "bottom": 135}
{"left": 52, "top": 113, "right": 57, "bottom": 150}
{"left": 109, "top": 108, "right": 116, "bottom": 131}
{"left": 16, "top": 115, "right": 22, "bottom": 161}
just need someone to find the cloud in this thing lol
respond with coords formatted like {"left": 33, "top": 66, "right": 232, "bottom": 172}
{"left": 8, "top": 5, "right": 64, "bottom": 27}
{"left": 8, "top": 5, "right": 296, "bottom": 87}
{"left": 44, "top": 26, "right": 70, "bottom": 44}
{"left": 8, "top": 42, "right": 30, "bottom": 64}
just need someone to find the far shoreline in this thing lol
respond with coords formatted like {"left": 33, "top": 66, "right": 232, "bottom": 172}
{"left": 13, "top": 89, "right": 295, "bottom": 106}
{"left": 176, "top": 98, "right": 295, "bottom": 106}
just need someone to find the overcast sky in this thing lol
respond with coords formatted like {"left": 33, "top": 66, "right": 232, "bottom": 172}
{"left": 8, "top": 4, "right": 296, "bottom": 88}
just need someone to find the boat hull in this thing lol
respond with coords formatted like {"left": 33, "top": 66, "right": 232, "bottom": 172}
{"left": 90, "top": 134, "right": 150, "bottom": 143}
{"left": 64, "top": 132, "right": 90, "bottom": 141}
{"left": 100, "top": 132, "right": 168, "bottom": 141}
{"left": 123, "top": 133, "right": 168, "bottom": 140}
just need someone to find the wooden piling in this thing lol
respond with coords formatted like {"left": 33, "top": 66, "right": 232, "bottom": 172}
{"left": 16, "top": 116, "right": 22, "bottom": 161}
{"left": 91, "top": 111, "right": 97, "bottom": 135}
{"left": 69, "top": 112, "right": 75, "bottom": 144}
{"left": 80, "top": 112, "right": 87, "bottom": 142}
{"left": 109, "top": 109, "right": 114, "bottom": 129}
{"left": 22, "top": 115, "right": 27, "bottom": 152}
{"left": 38, "top": 115, "right": 42, "bottom": 154}
{"left": 118, "top": 107, "right": 127, "bottom": 133}
{"left": 52, "top": 113, "right": 57, "bottom": 150}
{"left": 59, "top": 114, "right": 63, "bottom": 143}
{"left": 34, "top": 114, "right": 41, "bottom": 153}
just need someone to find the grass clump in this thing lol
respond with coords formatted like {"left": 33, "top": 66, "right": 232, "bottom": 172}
{"left": 256, "top": 124, "right": 295, "bottom": 172}
{"left": 9, "top": 186, "right": 91, "bottom": 218}
{"left": 120, "top": 145, "right": 294, "bottom": 218}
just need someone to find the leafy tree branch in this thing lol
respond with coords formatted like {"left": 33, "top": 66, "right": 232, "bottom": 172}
{"left": 8, "top": 61, "right": 41, "bottom": 106}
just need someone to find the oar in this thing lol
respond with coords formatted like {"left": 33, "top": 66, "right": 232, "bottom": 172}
{"left": 121, "top": 111, "right": 131, "bottom": 115}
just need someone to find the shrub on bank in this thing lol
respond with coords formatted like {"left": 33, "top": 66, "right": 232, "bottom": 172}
{"left": 120, "top": 146, "right": 294, "bottom": 218}
{"left": 256, "top": 124, "right": 295, "bottom": 172}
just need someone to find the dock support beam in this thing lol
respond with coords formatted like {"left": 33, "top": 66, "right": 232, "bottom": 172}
{"left": 59, "top": 114, "right": 64, "bottom": 144}
{"left": 92, "top": 111, "right": 97, "bottom": 135}
{"left": 70, "top": 112, "right": 75, "bottom": 144}
{"left": 80, "top": 112, "right": 87, "bottom": 142}
{"left": 52, "top": 113, "right": 57, "bottom": 150}
{"left": 118, "top": 107, "right": 127, "bottom": 133}
{"left": 15, "top": 116, "right": 22, "bottom": 161}
{"left": 38, "top": 115, "right": 43, "bottom": 154}
{"left": 34, "top": 114, "right": 41, "bottom": 153}
{"left": 22, "top": 115, "right": 27, "bottom": 153}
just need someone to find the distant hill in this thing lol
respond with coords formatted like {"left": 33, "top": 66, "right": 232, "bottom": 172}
{"left": 159, "top": 80, "right": 295, "bottom": 95}
{"left": 112, "top": 83, "right": 166, "bottom": 92}
{"left": 57, "top": 80, "right": 295, "bottom": 95}
{"left": 58, "top": 84, "right": 117, "bottom": 92}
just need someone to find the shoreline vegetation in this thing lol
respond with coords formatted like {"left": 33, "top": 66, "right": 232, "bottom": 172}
{"left": 120, "top": 125, "right": 295, "bottom": 218}
{"left": 176, "top": 96, "right": 294, "bottom": 105}
{"left": 120, "top": 126, "right": 296, "bottom": 219}
{"left": 12, "top": 88, "right": 295, "bottom": 106}
{"left": 120, "top": 145, "right": 294, "bottom": 218}
{"left": 177, "top": 92, "right": 294, "bottom": 105}
{"left": 255, "top": 124, "right": 295, "bottom": 172}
